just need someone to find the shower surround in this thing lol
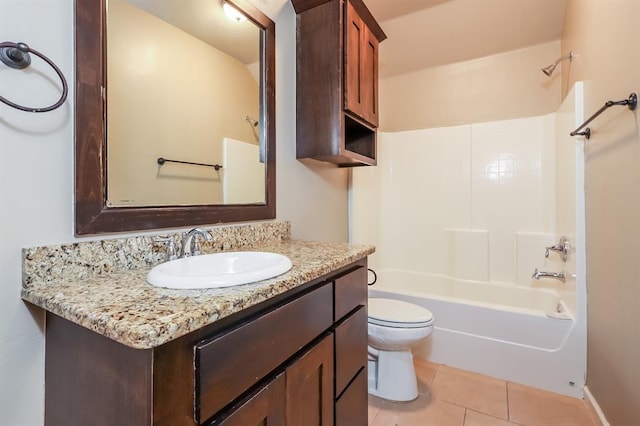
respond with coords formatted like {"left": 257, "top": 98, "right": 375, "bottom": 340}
{"left": 354, "top": 114, "right": 561, "bottom": 287}
{"left": 352, "top": 84, "right": 586, "bottom": 397}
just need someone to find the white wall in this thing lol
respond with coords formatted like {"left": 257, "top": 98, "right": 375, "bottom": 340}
{"left": 0, "top": 0, "right": 349, "bottom": 424}
{"left": 0, "top": 2, "right": 73, "bottom": 424}
{"left": 352, "top": 114, "right": 560, "bottom": 288}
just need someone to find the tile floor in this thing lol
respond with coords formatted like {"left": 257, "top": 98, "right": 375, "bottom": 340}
{"left": 368, "top": 360, "right": 601, "bottom": 426}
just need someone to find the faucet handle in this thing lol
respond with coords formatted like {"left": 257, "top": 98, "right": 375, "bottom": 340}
{"left": 192, "top": 236, "right": 203, "bottom": 256}
{"left": 153, "top": 236, "right": 178, "bottom": 261}
{"left": 545, "top": 236, "right": 570, "bottom": 262}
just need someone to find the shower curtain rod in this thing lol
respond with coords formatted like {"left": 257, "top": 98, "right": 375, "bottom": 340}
{"left": 570, "top": 92, "right": 637, "bottom": 139}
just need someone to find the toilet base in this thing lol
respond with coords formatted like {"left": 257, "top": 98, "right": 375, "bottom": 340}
{"left": 367, "top": 347, "right": 419, "bottom": 401}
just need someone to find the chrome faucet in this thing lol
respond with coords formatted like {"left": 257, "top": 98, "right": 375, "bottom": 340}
{"left": 532, "top": 268, "right": 566, "bottom": 283}
{"left": 545, "top": 236, "right": 570, "bottom": 262}
{"left": 181, "top": 228, "right": 213, "bottom": 257}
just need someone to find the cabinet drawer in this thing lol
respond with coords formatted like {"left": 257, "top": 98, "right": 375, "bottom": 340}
{"left": 335, "top": 305, "right": 368, "bottom": 397}
{"left": 195, "top": 284, "right": 333, "bottom": 423}
{"left": 334, "top": 263, "right": 367, "bottom": 321}
{"left": 335, "top": 367, "right": 367, "bottom": 426}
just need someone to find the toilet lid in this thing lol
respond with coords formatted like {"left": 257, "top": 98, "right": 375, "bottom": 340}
{"left": 368, "top": 298, "right": 434, "bottom": 328}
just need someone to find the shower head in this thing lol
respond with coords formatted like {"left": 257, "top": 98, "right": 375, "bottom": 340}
{"left": 541, "top": 52, "right": 573, "bottom": 77}
{"left": 541, "top": 63, "right": 557, "bottom": 77}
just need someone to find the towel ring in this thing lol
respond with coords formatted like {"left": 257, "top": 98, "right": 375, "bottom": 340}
{"left": 0, "top": 41, "right": 68, "bottom": 113}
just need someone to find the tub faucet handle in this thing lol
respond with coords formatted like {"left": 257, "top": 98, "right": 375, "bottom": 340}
{"left": 545, "top": 236, "right": 570, "bottom": 262}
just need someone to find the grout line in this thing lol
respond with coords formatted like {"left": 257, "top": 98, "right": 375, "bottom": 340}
{"left": 462, "top": 408, "right": 467, "bottom": 426}
{"left": 506, "top": 381, "right": 511, "bottom": 421}
{"left": 368, "top": 398, "right": 383, "bottom": 426}
{"left": 467, "top": 408, "right": 524, "bottom": 425}
{"left": 429, "top": 361, "right": 439, "bottom": 390}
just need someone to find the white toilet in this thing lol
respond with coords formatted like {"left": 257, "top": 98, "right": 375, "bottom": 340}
{"left": 367, "top": 298, "right": 434, "bottom": 401}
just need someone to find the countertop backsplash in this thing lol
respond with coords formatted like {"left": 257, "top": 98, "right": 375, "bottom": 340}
{"left": 23, "top": 221, "right": 291, "bottom": 285}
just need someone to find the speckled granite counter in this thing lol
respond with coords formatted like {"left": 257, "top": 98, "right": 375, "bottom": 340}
{"left": 22, "top": 233, "right": 374, "bottom": 349}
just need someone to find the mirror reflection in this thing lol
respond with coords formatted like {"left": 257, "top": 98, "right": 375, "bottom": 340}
{"left": 106, "top": 0, "right": 265, "bottom": 207}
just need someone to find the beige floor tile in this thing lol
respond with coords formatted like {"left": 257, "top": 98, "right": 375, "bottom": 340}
{"left": 464, "top": 409, "right": 520, "bottom": 426}
{"left": 430, "top": 365, "right": 508, "bottom": 420}
{"left": 414, "top": 359, "right": 438, "bottom": 395}
{"left": 368, "top": 395, "right": 386, "bottom": 426}
{"left": 508, "top": 382, "right": 598, "bottom": 426}
{"left": 371, "top": 392, "right": 465, "bottom": 426}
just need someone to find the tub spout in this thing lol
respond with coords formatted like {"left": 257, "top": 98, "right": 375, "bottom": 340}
{"left": 532, "top": 268, "right": 566, "bottom": 283}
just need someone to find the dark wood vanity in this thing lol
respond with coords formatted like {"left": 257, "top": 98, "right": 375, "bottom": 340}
{"left": 43, "top": 259, "right": 368, "bottom": 425}
{"left": 292, "top": 0, "right": 386, "bottom": 166}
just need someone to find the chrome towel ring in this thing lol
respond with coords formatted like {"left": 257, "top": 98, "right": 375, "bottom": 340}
{"left": 0, "top": 41, "right": 68, "bottom": 113}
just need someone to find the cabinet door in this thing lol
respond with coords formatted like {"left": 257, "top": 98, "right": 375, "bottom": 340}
{"left": 360, "top": 25, "right": 379, "bottom": 126}
{"left": 214, "top": 373, "right": 286, "bottom": 426}
{"left": 344, "top": 0, "right": 364, "bottom": 119}
{"left": 335, "top": 368, "right": 367, "bottom": 426}
{"left": 344, "top": 0, "right": 379, "bottom": 127}
{"left": 286, "top": 334, "right": 335, "bottom": 426}
{"left": 335, "top": 306, "right": 367, "bottom": 397}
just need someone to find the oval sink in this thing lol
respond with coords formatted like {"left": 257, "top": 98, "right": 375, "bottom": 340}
{"left": 147, "top": 251, "right": 293, "bottom": 289}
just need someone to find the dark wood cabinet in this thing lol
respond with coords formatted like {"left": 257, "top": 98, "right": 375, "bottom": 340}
{"left": 344, "top": 0, "right": 379, "bottom": 127}
{"left": 217, "top": 334, "right": 335, "bottom": 426}
{"left": 292, "top": 0, "right": 386, "bottom": 167}
{"left": 195, "top": 284, "right": 333, "bottom": 422}
{"left": 335, "top": 306, "right": 367, "bottom": 397}
{"left": 332, "top": 265, "right": 368, "bottom": 426}
{"left": 286, "top": 334, "right": 334, "bottom": 425}
{"left": 336, "top": 368, "right": 368, "bottom": 425}
{"left": 212, "top": 373, "right": 286, "bottom": 426}
{"left": 44, "top": 259, "right": 369, "bottom": 426}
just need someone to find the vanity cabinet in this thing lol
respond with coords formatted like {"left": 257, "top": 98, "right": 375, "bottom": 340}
{"left": 292, "top": 0, "right": 386, "bottom": 167}
{"left": 213, "top": 373, "right": 286, "bottom": 425}
{"left": 284, "top": 333, "right": 334, "bottom": 425}
{"left": 213, "top": 334, "right": 334, "bottom": 426}
{"left": 43, "top": 259, "right": 368, "bottom": 425}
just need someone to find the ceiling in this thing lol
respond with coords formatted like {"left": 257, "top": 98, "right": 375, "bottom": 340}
{"left": 126, "top": 0, "right": 260, "bottom": 64}
{"left": 123, "top": 0, "right": 567, "bottom": 77}
{"left": 364, "top": 0, "right": 567, "bottom": 78}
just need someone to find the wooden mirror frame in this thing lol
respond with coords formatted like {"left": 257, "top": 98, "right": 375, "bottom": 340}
{"left": 75, "top": 0, "right": 276, "bottom": 235}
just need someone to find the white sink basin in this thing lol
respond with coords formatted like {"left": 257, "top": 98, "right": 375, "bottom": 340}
{"left": 147, "top": 251, "right": 293, "bottom": 289}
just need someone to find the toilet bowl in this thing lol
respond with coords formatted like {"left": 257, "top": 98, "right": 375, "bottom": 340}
{"left": 367, "top": 297, "right": 434, "bottom": 401}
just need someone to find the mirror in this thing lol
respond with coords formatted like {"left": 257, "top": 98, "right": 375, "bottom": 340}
{"left": 107, "top": 0, "right": 264, "bottom": 207}
{"left": 75, "top": 0, "right": 275, "bottom": 235}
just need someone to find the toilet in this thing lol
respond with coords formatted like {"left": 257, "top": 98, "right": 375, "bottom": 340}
{"left": 367, "top": 298, "right": 434, "bottom": 401}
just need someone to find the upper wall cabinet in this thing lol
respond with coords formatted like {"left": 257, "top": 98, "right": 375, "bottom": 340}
{"left": 344, "top": 0, "right": 379, "bottom": 127}
{"left": 292, "top": 0, "right": 386, "bottom": 167}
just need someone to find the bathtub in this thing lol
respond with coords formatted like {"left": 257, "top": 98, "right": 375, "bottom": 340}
{"left": 368, "top": 269, "right": 585, "bottom": 397}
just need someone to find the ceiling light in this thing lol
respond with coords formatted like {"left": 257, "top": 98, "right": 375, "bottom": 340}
{"left": 223, "top": 3, "right": 247, "bottom": 23}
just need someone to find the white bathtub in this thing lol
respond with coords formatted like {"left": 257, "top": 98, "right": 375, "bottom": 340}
{"left": 368, "top": 269, "right": 585, "bottom": 397}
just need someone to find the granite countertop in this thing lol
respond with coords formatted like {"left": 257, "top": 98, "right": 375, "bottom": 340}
{"left": 21, "top": 240, "right": 374, "bottom": 350}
